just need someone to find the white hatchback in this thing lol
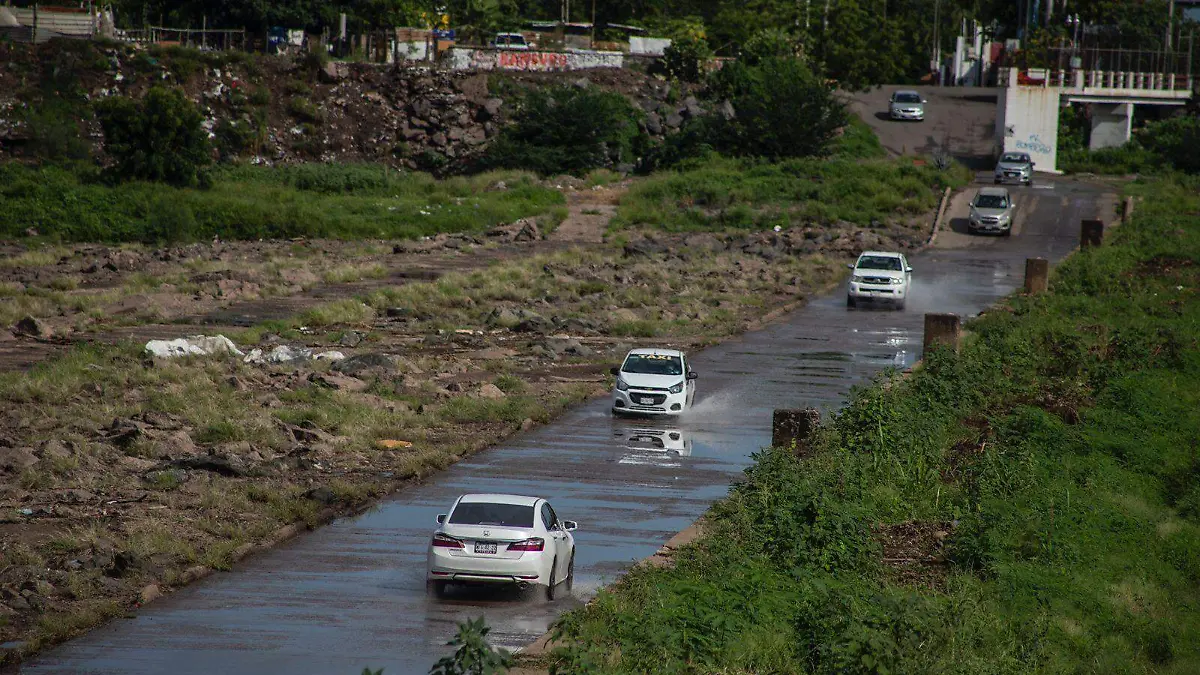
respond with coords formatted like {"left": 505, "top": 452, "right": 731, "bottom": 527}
{"left": 846, "top": 251, "right": 912, "bottom": 310}
{"left": 426, "top": 493, "right": 576, "bottom": 599}
{"left": 611, "top": 348, "right": 697, "bottom": 416}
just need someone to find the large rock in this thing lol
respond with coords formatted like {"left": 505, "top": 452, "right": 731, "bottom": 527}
{"left": 331, "top": 353, "right": 396, "bottom": 377}
{"left": 477, "top": 383, "right": 506, "bottom": 400}
{"left": 13, "top": 316, "right": 52, "bottom": 338}
{"left": 0, "top": 447, "right": 37, "bottom": 473}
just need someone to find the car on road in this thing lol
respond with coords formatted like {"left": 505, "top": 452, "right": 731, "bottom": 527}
{"left": 968, "top": 187, "right": 1015, "bottom": 236}
{"left": 994, "top": 151, "right": 1034, "bottom": 185}
{"left": 426, "top": 493, "right": 576, "bottom": 599}
{"left": 847, "top": 251, "right": 912, "bottom": 309}
{"left": 611, "top": 348, "right": 697, "bottom": 416}
{"left": 888, "top": 90, "right": 926, "bottom": 121}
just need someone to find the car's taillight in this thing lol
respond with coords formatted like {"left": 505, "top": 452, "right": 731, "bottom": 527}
{"left": 507, "top": 537, "right": 545, "bottom": 552}
{"left": 432, "top": 533, "right": 464, "bottom": 548}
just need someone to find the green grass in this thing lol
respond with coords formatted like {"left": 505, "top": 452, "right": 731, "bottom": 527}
{"left": 549, "top": 174, "right": 1200, "bottom": 673}
{"left": 0, "top": 162, "right": 565, "bottom": 244}
{"left": 612, "top": 154, "right": 970, "bottom": 232}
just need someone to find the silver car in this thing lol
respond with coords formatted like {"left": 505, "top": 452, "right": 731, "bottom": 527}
{"left": 968, "top": 187, "right": 1015, "bottom": 236}
{"left": 994, "top": 151, "right": 1034, "bottom": 185}
{"left": 889, "top": 90, "right": 925, "bottom": 121}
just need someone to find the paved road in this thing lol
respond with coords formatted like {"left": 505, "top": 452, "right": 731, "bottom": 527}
{"left": 845, "top": 86, "right": 1000, "bottom": 168}
{"left": 19, "top": 176, "right": 1109, "bottom": 675}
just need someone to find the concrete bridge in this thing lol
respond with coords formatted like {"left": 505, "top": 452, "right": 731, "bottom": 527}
{"left": 996, "top": 67, "right": 1193, "bottom": 172}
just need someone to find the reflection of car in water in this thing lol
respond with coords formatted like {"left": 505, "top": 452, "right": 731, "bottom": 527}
{"left": 616, "top": 427, "right": 692, "bottom": 456}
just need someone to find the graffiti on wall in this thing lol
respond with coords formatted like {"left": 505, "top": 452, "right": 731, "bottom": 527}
{"left": 1014, "top": 133, "right": 1052, "bottom": 155}
{"left": 450, "top": 48, "right": 623, "bottom": 72}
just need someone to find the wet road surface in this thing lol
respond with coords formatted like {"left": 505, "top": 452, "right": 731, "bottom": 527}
{"left": 22, "top": 178, "right": 1108, "bottom": 674}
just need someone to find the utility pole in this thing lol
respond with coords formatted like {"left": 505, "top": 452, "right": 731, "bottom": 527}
{"left": 932, "top": 0, "right": 940, "bottom": 82}
{"left": 823, "top": 0, "right": 830, "bottom": 35}
{"left": 1044, "top": 0, "right": 1053, "bottom": 28}
{"left": 1167, "top": 0, "right": 1175, "bottom": 51}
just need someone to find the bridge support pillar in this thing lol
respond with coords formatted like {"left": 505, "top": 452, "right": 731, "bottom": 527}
{"left": 1089, "top": 102, "right": 1133, "bottom": 150}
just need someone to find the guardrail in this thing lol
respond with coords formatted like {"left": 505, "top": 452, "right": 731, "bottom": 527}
{"left": 1016, "top": 68, "right": 1194, "bottom": 92}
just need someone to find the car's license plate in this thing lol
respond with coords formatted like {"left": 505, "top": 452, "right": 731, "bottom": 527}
{"left": 474, "top": 542, "right": 497, "bottom": 554}
{"left": 1006, "top": 172, "right": 1018, "bottom": 177}
{"left": 639, "top": 397, "right": 655, "bottom": 404}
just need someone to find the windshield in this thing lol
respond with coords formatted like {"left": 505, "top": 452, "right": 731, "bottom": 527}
{"left": 1000, "top": 154, "right": 1028, "bottom": 164}
{"left": 894, "top": 93, "right": 922, "bottom": 103}
{"left": 622, "top": 354, "right": 683, "bottom": 376}
{"left": 449, "top": 502, "right": 534, "bottom": 527}
{"left": 856, "top": 255, "right": 903, "bottom": 271}
{"left": 974, "top": 195, "right": 1009, "bottom": 209}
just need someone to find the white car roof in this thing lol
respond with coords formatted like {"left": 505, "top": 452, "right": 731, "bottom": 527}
{"left": 859, "top": 251, "right": 903, "bottom": 258}
{"left": 626, "top": 347, "right": 684, "bottom": 357}
{"left": 456, "top": 493, "right": 541, "bottom": 506}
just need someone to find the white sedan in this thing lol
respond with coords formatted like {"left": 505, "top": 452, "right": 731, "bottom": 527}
{"left": 426, "top": 493, "right": 577, "bottom": 599}
{"left": 611, "top": 348, "right": 698, "bottom": 416}
{"left": 846, "top": 251, "right": 912, "bottom": 310}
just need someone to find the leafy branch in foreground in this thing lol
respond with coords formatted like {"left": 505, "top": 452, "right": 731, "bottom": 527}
{"left": 429, "top": 616, "right": 512, "bottom": 675}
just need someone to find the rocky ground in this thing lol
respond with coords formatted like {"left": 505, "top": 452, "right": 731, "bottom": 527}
{"left": 0, "top": 42, "right": 707, "bottom": 173}
{"left": 0, "top": 174, "right": 939, "bottom": 663}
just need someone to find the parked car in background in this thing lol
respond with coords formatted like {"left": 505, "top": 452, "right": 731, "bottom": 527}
{"left": 426, "top": 493, "right": 576, "bottom": 599}
{"left": 491, "top": 32, "right": 530, "bottom": 50}
{"left": 847, "top": 251, "right": 912, "bottom": 309}
{"left": 994, "top": 151, "right": 1034, "bottom": 185}
{"left": 888, "top": 90, "right": 926, "bottom": 121}
{"left": 968, "top": 187, "right": 1015, "bottom": 236}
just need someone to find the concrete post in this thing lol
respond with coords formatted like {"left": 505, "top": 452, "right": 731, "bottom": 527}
{"left": 772, "top": 408, "right": 821, "bottom": 455}
{"left": 1081, "top": 219, "right": 1104, "bottom": 248}
{"left": 1024, "top": 258, "right": 1049, "bottom": 294}
{"left": 923, "top": 313, "right": 961, "bottom": 355}
{"left": 1074, "top": 70, "right": 1085, "bottom": 88}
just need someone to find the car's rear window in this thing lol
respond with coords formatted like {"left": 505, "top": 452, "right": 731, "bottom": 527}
{"left": 622, "top": 354, "right": 683, "bottom": 375}
{"left": 449, "top": 502, "right": 535, "bottom": 527}
{"left": 856, "top": 255, "right": 903, "bottom": 271}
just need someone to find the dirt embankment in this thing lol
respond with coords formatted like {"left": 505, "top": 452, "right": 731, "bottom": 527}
{"left": 0, "top": 42, "right": 707, "bottom": 172}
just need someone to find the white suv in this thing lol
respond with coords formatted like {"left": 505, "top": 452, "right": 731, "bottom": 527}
{"left": 846, "top": 251, "right": 912, "bottom": 310}
{"left": 611, "top": 348, "right": 697, "bottom": 416}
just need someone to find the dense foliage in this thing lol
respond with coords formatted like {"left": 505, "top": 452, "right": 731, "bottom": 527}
{"left": 1060, "top": 109, "right": 1200, "bottom": 176}
{"left": 551, "top": 175, "right": 1200, "bottom": 672}
{"left": 94, "top": 87, "right": 212, "bottom": 187}
{"left": 479, "top": 85, "right": 646, "bottom": 176}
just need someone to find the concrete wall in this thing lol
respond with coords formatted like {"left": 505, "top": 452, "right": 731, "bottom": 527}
{"left": 448, "top": 48, "right": 623, "bottom": 72}
{"left": 630, "top": 37, "right": 671, "bottom": 56}
{"left": 9, "top": 7, "right": 96, "bottom": 37}
{"left": 1089, "top": 103, "right": 1133, "bottom": 150}
{"left": 1000, "top": 84, "right": 1061, "bottom": 172}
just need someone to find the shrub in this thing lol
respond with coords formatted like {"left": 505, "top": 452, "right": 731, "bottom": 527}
{"left": 213, "top": 118, "right": 259, "bottom": 159}
{"left": 95, "top": 87, "right": 211, "bottom": 187}
{"left": 704, "top": 56, "right": 848, "bottom": 160}
{"left": 22, "top": 100, "right": 91, "bottom": 162}
{"left": 662, "top": 31, "right": 713, "bottom": 83}
{"left": 1139, "top": 113, "right": 1200, "bottom": 173}
{"left": 481, "top": 85, "right": 646, "bottom": 176}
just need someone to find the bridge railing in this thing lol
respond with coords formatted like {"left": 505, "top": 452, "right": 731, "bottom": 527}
{"left": 1013, "top": 68, "right": 1193, "bottom": 93}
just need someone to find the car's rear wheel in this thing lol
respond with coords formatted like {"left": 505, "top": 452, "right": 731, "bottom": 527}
{"left": 545, "top": 557, "right": 558, "bottom": 600}
{"left": 896, "top": 299, "right": 906, "bottom": 311}
{"left": 1003, "top": 227, "right": 1013, "bottom": 237}
{"left": 846, "top": 295, "right": 857, "bottom": 308}
{"left": 426, "top": 580, "right": 447, "bottom": 598}
{"left": 565, "top": 552, "right": 575, "bottom": 592}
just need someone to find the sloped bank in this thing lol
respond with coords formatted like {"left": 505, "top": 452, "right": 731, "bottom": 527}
{"left": 532, "top": 176, "right": 1200, "bottom": 673}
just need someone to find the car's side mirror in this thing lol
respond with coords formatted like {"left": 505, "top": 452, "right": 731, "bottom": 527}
{"left": 846, "top": 263, "right": 855, "bottom": 269}
{"left": 436, "top": 514, "right": 447, "bottom": 524}
{"left": 1030, "top": 162, "right": 1036, "bottom": 167}
{"left": 922, "top": 99, "right": 928, "bottom": 103}
{"left": 610, "top": 366, "right": 620, "bottom": 375}
{"left": 686, "top": 371, "right": 698, "bottom": 380}
{"left": 561, "top": 520, "right": 578, "bottom": 532}
{"left": 906, "top": 267, "right": 913, "bottom": 273}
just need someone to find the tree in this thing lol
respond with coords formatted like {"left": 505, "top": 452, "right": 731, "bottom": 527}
{"left": 95, "top": 87, "right": 211, "bottom": 187}
{"left": 707, "top": 56, "right": 850, "bottom": 159}
{"left": 814, "top": 0, "right": 908, "bottom": 91}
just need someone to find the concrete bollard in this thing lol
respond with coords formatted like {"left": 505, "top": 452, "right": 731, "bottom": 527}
{"left": 1081, "top": 219, "right": 1104, "bottom": 248}
{"left": 1024, "top": 258, "right": 1049, "bottom": 294}
{"left": 923, "top": 313, "right": 961, "bottom": 354}
{"left": 772, "top": 407, "right": 821, "bottom": 455}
